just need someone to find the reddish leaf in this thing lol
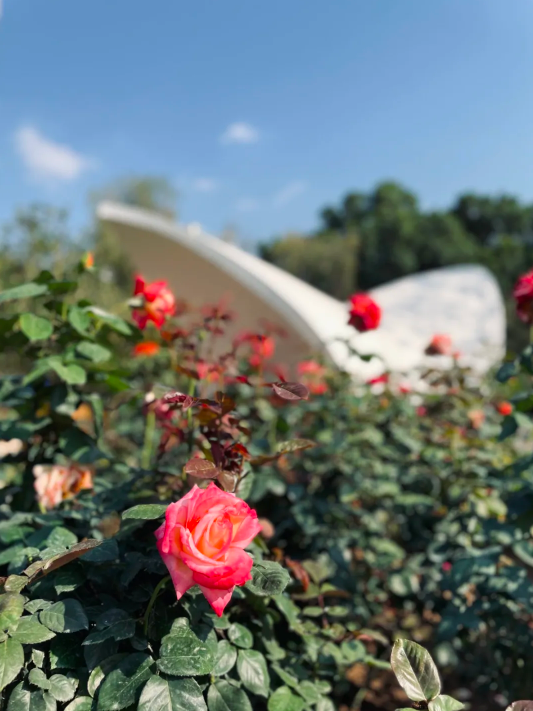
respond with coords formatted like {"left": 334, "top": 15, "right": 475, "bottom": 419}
{"left": 217, "top": 470, "right": 237, "bottom": 492}
{"left": 184, "top": 458, "right": 219, "bottom": 479}
{"left": 286, "top": 557, "right": 310, "bottom": 591}
{"left": 164, "top": 391, "right": 196, "bottom": 411}
{"left": 270, "top": 381, "right": 309, "bottom": 401}
{"left": 215, "top": 392, "right": 236, "bottom": 415}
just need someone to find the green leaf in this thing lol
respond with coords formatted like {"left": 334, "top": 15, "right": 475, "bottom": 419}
{"left": 50, "top": 635, "right": 83, "bottom": 670}
{"left": 429, "top": 696, "right": 465, "bottom": 711}
{"left": 122, "top": 505, "right": 168, "bottom": 521}
{"left": 48, "top": 675, "right": 78, "bottom": 702}
{"left": 28, "top": 668, "right": 50, "bottom": 690}
{"left": 10, "top": 616, "right": 56, "bottom": 643}
{"left": 0, "top": 594, "right": 25, "bottom": 631}
{"left": 0, "top": 638, "right": 24, "bottom": 691}
{"left": 7, "top": 685, "right": 56, "bottom": 711}
{"left": 64, "top": 699, "right": 94, "bottom": 711}
{"left": 227, "top": 623, "right": 253, "bottom": 649}
{"left": 40, "top": 599, "right": 89, "bottom": 634}
{"left": 76, "top": 342, "right": 112, "bottom": 363}
{"left": 272, "top": 665, "right": 298, "bottom": 689}
{"left": 207, "top": 680, "right": 252, "bottom": 711}
{"left": 390, "top": 639, "right": 441, "bottom": 702}
{"left": 49, "top": 360, "right": 87, "bottom": 386}
{"left": 19, "top": 314, "right": 53, "bottom": 342}
{"left": 32, "top": 650, "right": 45, "bottom": 668}
{"left": 0, "top": 282, "right": 48, "bottom": 304}
{"left": 86, "top": 307, "right": 132, "bottom": 336}
{"left": 268, "top": 686, "right": 305, "bottom": 711}
{"left": 138, "top": 676, "right": 207, "bottom": 711}
{"left": 96, "top": 653, "right": 153, "bottom": 711}
{"left": 83, "top": 610, "right": 135, "bottom": 645}
{"left": 245, "top": 562, "right": 290, "bottom": 597}
{"left": 236, "top": 649, "right": 270, "bottom": 697}
{"left": 68, "top": 308, "right": 92, "bottom": 336}
{"left": 316, "top": 698, "right": 335, "bottom": 711}
{"left": 212, "top": 641, "right": 237, "bottom": 676}
{"left": 157, "top": 624, "right": 215, "bottom": 677}
{"left": 298, "top": 681, "right": 322, "bottom": 704}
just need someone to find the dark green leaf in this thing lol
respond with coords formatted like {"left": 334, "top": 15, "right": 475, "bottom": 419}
{"left": 207, "top": 680, "right": 252, "bottom": 711}
{"left": 227, "top": 623, "right": 253, "bottom": 649}
{"left": 212, "top": 641, "right": 237, "bottom": 676}
{"left": 245, "top": 561, "right": 290, "bottom": 597}
{"left": 122, "top": 505, "right": 168, "bottom": 521}
{"left": 236, "top": 649, "right": 270, "bottom": 697}
{"left": 19, "top": 314, "right": 53, "bottom": 342}
{"left": 49, "top": 360, "right": 87, "bottom": 386}
{"left": 0, "top": 638, "right": 24, "bottom": 691}
{"left": 390, "top": 639, "right": 441, "bottom": 702}
{"left": 86, "top": 308, "right": 132, "bottom": 336}
{"left": 138, "top": 676, "right": 207, "bottom": 711}
{"left": 267, "top": 686, "right": 305, "bottom": 711}
{"left": 96, "top": 653, "right": 153, "bottom": 711}
{"left": 40, "top": 599, "right": 89, "bottom": 633}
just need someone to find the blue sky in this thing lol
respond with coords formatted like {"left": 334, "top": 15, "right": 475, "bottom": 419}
{"left": 1, "top": 0, "right": 533, "bottom": 245}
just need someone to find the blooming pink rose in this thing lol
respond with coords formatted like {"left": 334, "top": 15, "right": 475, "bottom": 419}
{"left": 132, "top": 275, "right": 176, "bottom": 330}
{"left": 155, "top": 482, "right": 262, "bottom": 616}
{"left": 514, "top": 269, "right": 533, "bottom": 324}
{"left": 348, "top": 293, "right": 381, "bottom": 332}
{"left": 33, "top": 463, "right": 94, "bottom": 510}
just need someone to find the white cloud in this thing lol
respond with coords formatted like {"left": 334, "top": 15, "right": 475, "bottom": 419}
{"left": 273, "top": 181, "right": 306, "bottom": 207}
{"left": 192, "top": 178, "right": 217, "bottom": 193}
{"left": 220, "top": 122, "right": 259, "bottom": 145}
{"left": 235, "top": 198, "right": 259, "bottom": 212}
{"left": 15, "top": 126, "right": 92, "bottom": 181}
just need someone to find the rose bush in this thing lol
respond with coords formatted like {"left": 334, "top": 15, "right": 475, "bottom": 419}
{"left": 0, "top": 252, "right": 532, "bottom": 710}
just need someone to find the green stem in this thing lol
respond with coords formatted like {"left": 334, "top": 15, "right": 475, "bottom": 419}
{"left": 143, "top": 575, "right": 170, "bottom": 637}
{"left": 141, "top": 410, "right": 156, "bottom": 469}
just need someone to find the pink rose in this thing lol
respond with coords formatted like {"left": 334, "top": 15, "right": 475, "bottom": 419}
{"left": 155, "top": 482, "right": 262, "bottom": 616}
{"left": 33, "top": 463, "right": 94, "bottom": 510}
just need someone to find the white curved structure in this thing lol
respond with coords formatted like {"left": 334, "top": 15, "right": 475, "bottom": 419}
{"left": 97, "top": 201, "right": 506, "bottom": 379}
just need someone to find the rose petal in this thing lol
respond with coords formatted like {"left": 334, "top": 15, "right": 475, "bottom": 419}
{"left": 198, "top": 585, "right": 234, "bottom": 617}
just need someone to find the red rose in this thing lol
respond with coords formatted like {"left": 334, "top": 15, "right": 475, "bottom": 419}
{"left": 367, "top": 373, "right": 389, "bottom": 386}
{"left": 514, "top": 269, "right": 533, "bottom": 324}
{"left": 425, "top": 334, "right": 453, "bottom": 356}
{"left": 495, "top": 401, "right": 513, "bottom": 416}
{"left": 348, "top": 293, "right": 381, "bottom": 332}
{"left": 133, "top": 341, "right": 160, "bottom": 357}
{"left": 132, "top": 275, "right": 176, "bottom": 330}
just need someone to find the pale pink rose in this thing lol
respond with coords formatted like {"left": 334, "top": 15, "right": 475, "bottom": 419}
{"left": 33, "top": 463, "right": 94, "bottom": 510}
{"left": 155, "top": 482, "right": 262, "bottom": 616}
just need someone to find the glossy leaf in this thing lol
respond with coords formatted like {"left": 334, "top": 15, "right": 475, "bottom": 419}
{"left": 207, "top": 680, "right": 252, "bottom": 711}
{"left": 158, "top": 625, "right": 216, "bottom": 676}
{"left": 245, "top": 561, "right": 290, "bottom": 597}
{"left": 96, "top": 654, "right": 153, "bottom": 711}
{"left": 138, "top": 675, "right": 207, "bottom": 711}
{"left": 0, "top": 594, "right": 25, "bottom": 631}
{"left": 0, "top": 638, "right": 24, "bottom": 691}
{"left": 10, "top": 616, "right": 56, "bottom": 644}
{"left": 212, "top": 640, "right": 237, "bottom": 676}
{"left": 270, "top": 382, "right": 309, "bottom": 401}
{"left": 40, "top": 599, "right": 88, "bottom": 634}
{"left": 227, "top": 623, "right": 253, "bottom": 649}
{"left": 391, "top": 639, "right": 441, "bottom": 702}
{"left": 429, "top": 696, "right": 465, "bottom": 711}
{"left": 122, "top": 505, "right": 168, "bottom": 520}
{"left": 237, "top": 649, "right": 270, "bottom": 697}
{"left": 184, "top": 459, "right": 218, "bottom": 479}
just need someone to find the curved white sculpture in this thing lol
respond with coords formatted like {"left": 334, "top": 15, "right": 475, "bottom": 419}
{"left": 97, "top": 201, "right": 506, "bottom": 379}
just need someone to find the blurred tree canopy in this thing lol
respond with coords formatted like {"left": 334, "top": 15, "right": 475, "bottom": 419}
{"left": 260, "top": 181, "right": 533, "bottom": 351}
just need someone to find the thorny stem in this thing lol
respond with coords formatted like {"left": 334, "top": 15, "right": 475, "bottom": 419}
{"left": 143, "top": 575, "right": 170, "bottom": 637}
